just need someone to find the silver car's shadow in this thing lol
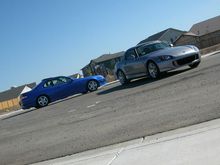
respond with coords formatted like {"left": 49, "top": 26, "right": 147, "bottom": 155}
{"left": 97, "top": 67, "right": 192, "bottom": 95}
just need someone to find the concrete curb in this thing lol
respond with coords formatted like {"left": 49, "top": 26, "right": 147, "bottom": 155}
{"left": 0, "top": 109, "right": 25, "bottom": 119}
{"left": 32, "top": 118, "right": 220, "bottom": 165}
{"left": 201, "top": 50, "right": 220, "bottom": 58}
{"left": 104, "top": 80, "right": 119, "bottom": 86}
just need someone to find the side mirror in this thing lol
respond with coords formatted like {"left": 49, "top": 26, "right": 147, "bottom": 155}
{"left": 169, "top": 44, "right": 174, "bottom": 47}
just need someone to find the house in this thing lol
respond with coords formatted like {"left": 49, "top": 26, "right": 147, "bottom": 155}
{"left": 175, "top": 15, "right": 220, "bottom": 49}
{"left": 190, "top": 15, "right": 220, "bottom": 36}
{"left": 0, "top": 82, "right": 36, "bottom": 111}
{"left": 81, "top": 51, "right": 124, "bottom": 81}
{"left": 138, "top": 28, "right": 185, "bottom": 45}
{"left": 174, "top": 32, "right": 200, "bottom": 47}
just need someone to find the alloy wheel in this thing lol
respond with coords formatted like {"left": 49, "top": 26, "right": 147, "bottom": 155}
{"left": 37, "top": 95, "right": 49, "bottom": 107}
{"left": 88, "top": 80, "right": 98, "bottom": 92}
{"left": 148, "top": 62, "right": 159, "bottom": 79}
{"left": 117, "top": 71, "right": 126, "bottom": 85}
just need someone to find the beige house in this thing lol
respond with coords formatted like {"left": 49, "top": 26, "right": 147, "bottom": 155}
{"left": 0, "top": 83, "right": 36, "bottom": 111}
{"left": 190, "top": 15, "right": 220, "bottom": 36}
{"left": 175, "top": 15, "right": 220, "bottom": 50}
{"left": 174, "top": 32, "right": 199, "bottom": 47}
{"left": 138, "top": 28, "right": 185, "bottom": 45}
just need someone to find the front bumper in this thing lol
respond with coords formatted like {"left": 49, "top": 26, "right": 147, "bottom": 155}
{"left": 98, "top": 79, "right": 107, "bottom": 86}
{"left": 158, "top": 53, "right": 201, "bottom": 72}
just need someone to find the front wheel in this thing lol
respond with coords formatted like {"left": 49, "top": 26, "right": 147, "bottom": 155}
{"left": 37, "top": 95, "right": 49, "bottom": 108}
{"left": 87, "top": 80, "right": 99, "bottom": 92}
{"left": 117, "top": 70, "right": 129, "bottom": 85}
{"left": 147, "top": 61, "right": 160, "bottom": 79}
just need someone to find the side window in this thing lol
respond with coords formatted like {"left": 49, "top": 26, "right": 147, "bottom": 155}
{"left": 125, "top": 49, "right": 137, "bottom": 60}
{"left": 137, "top": 45, "right": 151, "bottom": 56}
{"left": 137, "top": 45, "right": 155, "bottom": 56}
{"left": 58, "top": 77, "right": 71, "bottom": 83}
{"left": 43, "top": 80, "right": 54, "bottom": 88}
{"left": 52, "top": 78, "right": 65, "bottom": 86}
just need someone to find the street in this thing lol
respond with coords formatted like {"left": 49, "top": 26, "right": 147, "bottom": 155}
{"left": 0, "top": 53, "right": 220, "bottom": 165}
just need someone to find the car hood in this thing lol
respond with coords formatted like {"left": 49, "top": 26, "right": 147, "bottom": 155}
{"left": 150, "top": 46, "right": 197, "bottom": 57}
{"left": 73, "top": 75, "right": 104, "bottom": 82}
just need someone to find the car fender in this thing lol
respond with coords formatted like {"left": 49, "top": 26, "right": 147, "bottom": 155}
{"left": 116, "top": 68, "right": 128, "bottom": 79}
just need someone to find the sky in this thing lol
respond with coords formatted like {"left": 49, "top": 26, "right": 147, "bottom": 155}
{"left": 0, "top": 0, "right": 219, "bottom": 92}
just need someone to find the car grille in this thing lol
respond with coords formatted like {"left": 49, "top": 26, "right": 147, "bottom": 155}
{"left": 176, "top": 54, "right": 199, "bottom": 65}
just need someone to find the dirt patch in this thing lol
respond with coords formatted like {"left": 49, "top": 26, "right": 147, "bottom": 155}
{"left": 200, "top": 43, "right": 220, "bottom": 55}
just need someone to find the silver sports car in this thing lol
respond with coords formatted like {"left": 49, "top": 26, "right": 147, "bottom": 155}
{"left": 115, "top": 41, "right": 201, "bottom": 85}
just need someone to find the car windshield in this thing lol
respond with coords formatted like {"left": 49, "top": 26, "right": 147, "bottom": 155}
{"left": 137, "top": 42, "right": 169, "bottom": 56}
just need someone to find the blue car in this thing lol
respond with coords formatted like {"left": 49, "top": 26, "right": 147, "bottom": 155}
{"left": 20, "top": 75, "right": 106, "bottom": 109}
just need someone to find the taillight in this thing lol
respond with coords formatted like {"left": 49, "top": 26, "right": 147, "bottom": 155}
{"left": 20, "top": 95, "right": 27, "bottom": 100}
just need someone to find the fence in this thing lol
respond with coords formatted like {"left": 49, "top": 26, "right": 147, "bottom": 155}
{"left": 199, "top": 30, "right": 220, "bottom": 49}
{"left": 0, "top": 98, "right": 20, "bottom": 111}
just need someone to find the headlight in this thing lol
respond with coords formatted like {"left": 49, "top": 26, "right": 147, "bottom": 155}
{"left": 159, "top": 55, "right": 173, "bottom": 61}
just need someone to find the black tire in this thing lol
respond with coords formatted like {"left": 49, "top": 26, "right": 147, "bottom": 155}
{"left": 117, "top": 70, "right": 129, "bottom": 85}
{"left": 147, "top": 61, "right": 160, "bottom": 79}
{"left": 37, "top": 95, "right": 49, "bottom": 108}
{"left": 189, "top": 61, "right": 200, "bottom": 68}
{"left": 87, "top": 80, "right": 99, "bottom": 92}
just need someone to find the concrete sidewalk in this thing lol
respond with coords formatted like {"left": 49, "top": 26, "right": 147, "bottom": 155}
{"left": 33, "top": 118, "right": 220, "bottom": 165}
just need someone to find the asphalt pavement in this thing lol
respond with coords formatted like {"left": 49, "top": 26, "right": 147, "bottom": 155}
{"left": 0, "top": 53, "right": 220, "bottom": 165}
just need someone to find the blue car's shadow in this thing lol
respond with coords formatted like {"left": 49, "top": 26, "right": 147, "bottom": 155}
{"left": 97, "top": 67, "right": 192, "bottom": 95}
{"left": 2, "top": 93, "right": 85, "bottom": 120}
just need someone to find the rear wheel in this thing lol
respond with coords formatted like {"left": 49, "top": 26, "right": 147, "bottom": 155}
{"left": 37, "top": 95, "right": 49, "bottom": 108}
{"left": 189, "top": 61, "right": 200, "bottom": 68}
{"left": 117, "top": 70, "right": 129, "bottom": 85}
{"left": 147, "top": 61, "right": 160, "bottom": 79}
{"left": 87, "top": 80, "right": 98, "bottom": 92}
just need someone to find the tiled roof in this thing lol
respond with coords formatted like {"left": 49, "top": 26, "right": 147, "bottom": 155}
{"left": 92, "top": 51, "right": 125, "bottom": 64}
{"left": 138, "top": 28, "right": 185, "bottom": 45}
{"left": 139, "top": 29, "right": 168, "bottom": 44}
{"left": 190, "top": 15, "right": 220, "bottom": 36}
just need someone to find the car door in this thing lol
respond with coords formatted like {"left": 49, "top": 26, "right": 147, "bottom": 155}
{"left": 133, "top": 46, "right": 151, "bottom": 75}
{"left": 69, "top": 78, "right": 85, "bottom": 93}
{"left": 56, "top": 77, "right": 75, "bottom": 97}
{"left": 41, "top": 79, "right": 66, "bottom": 101}
{"left": 46, "top": 77, "right": 72, "bottom": 100}
{"left": 59, "top": 76, "right": 86, "bottom": 96}
{"left": 123, "top": 48, "right": 145, "bottom": 77}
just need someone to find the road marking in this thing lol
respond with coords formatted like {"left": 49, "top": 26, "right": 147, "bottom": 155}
{"left": 87, "top": 101, "right": 101, "bottom": 108}
{"left": 68, "top": 109, "right": 77, "bottom": 113}
{"left": 87, "top": 104, "right": 96, "bottom": 108}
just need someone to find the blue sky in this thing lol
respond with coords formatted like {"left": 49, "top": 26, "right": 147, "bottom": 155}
{"left": 0, "top": 0, "right": 219, "bottom": 92}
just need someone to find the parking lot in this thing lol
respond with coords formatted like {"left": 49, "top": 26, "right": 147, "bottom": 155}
{"left": 0, "top": 53, "right": 220, "bottom": 165}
